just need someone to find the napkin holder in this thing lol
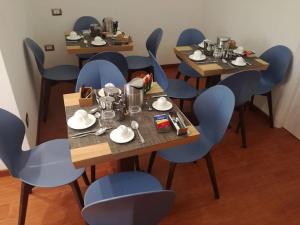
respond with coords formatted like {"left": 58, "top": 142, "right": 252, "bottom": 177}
{"left": 79, "top": 87, "right": 93, "bottom": 107}
{"left": 168, "top": 111, "right": 188, "bottom": 136}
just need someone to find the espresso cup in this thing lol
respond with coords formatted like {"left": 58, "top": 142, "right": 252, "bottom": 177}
{"left": 69, "top": 31, "right": 77, "bottom": 38}
{"left": 117, "top": 125, "right": 130, "bottom": 139}
{"left": 235, "top": 57, "right": 245, "bottom": 65}
{"left": 94, "top": 36, "right": 103, "bottom": 43}
{"left": 193, "top": 50, "right": 202, "bottom": 59}
{"left": 236, "top": 46, "right": 244, "bottom": 53}
{"left": 104, "top": 83, "right": 115, "bottom": 88}
{"left": 73, "top": 110, "right": 90, "bottom": 125}
{"left": 157, "top": 97, "right": 168, "bottom": 108}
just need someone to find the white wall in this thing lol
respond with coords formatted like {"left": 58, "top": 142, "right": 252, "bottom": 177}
{"left": 28, "top": 0, "right": 205, "bottom": 66}
{"left": 0, "top": 1, "right": 39, "bottom": 151}
{"left": 201, "top": 0, "right": 300, "bottom": 136}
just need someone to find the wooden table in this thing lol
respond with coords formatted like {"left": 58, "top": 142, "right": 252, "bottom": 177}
{"left": 65, "top": 34, "right": 134, "bottom": 55}
{"left": 63, "top": 83, "right": 199, "bottom": 170}
{"left": 174, "top": 46, "right": 269, "bottom": 87}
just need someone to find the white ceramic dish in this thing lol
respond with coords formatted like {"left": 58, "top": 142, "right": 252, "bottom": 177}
{"left": 91, "top": 40, "right": 107, "bottom": 46}
{"left": 98, "top": 88, "right": 122, "bottom": 97}
{"left": 188, "top": 54, "right": 206, "bottom": 61}
{"left": 67, "top": 114, "right": 96, "bottom": 130}
{"left": 231, "top": 60, "right": 247, "bottom": 67}
{"left": 66, "top": 35, "right": 82, "bottom": 41}
{"left": 233, "top": 49, "right": 244, "bottom": 55}
{"left": 110, "top": 127, "right": 135, "bottom": 144}
{"left": 152, "top": 100, "right": 173, "bottom": 111}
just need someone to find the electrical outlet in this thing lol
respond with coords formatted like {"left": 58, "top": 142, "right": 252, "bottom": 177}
{"left": 25, "top": 113, "right": 29, "bottom": 128}
{"left": 44, "top": 44, "right": 55, "bottom": 51}
{"left": 51, "top": 8, "right": 62, "bottom": 16}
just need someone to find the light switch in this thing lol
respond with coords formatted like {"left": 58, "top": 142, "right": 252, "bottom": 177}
{"left": 51, "top": 8, "right": 62, "bottom": 16}
{"left": 44, "top": 44, "right": 55, "bottom": 51}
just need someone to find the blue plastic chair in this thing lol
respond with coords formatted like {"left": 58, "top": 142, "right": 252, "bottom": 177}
{"left": 176, "top": 28, "right": 205, "bottom": 89}
{"left": 0, "top": 108, "right": 89, "bottom": 225}
{"left": 126, "top": 28, "right": 163, "bottom": 78}
{"left": 88, "top": 51, "right": 128, "bottom": 78}
{"left": 149, "top": 51, "right": 199, "bottom": 110}
{"left": 147, "top": 85, "right": 235, "bottom": 199}
{"left": 82, "top": 171, "right": 175, "bottom": 225}
{"left": 252, "top": 45, "right": 292, "bottom": 128}
{"left": 219, "top": 71, "right": 261, "bottom": 148}
{"left": 24, "top": 38, "right": 79, "bottom": 121}
{"left": 73, "top": 16, "right": 101, "bottom": 68}
{"left": 75, "top": 60, "right": 126, "bottom": 92}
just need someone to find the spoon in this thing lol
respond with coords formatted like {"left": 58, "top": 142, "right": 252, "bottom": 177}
{"left": 131, "top": 120, "right": 145, "bottom": 143}
{"left": 71, "top": 127, "right": 113, "bottom": 138}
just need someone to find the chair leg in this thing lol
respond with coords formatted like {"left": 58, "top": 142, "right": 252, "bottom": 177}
{"left": 250, "top": 95, "right": 255, "bottom": 110}
{"left": 179, "top": 99, "right": 184, "bottom": 111}
{"left": 18, "top": 182, "right": 33, "bottom": 225}
{"left": 235, "top": 121, "right": 241, "bottom": 133}
{"left": 266, "top": 92, "right": 274, "bottom": 128}
{"left": 69, "top": 180, "right": 84, "bottom": 209}
{"left": 184, "top": 76, "right": 190, "bottom": 82}
{"left": 134, "top": 156, "right": 141, "bottom": 171}
{"left": 78, "top": 58, "right": 83, "bottom": 69}
{"left": 204, "top": 152, "right": 220, "bottom": 199}
{"left": 147, "top": 152, "right": 157, "bottom": 173}
{"left": 239, "top": 106, "right": 247, "bottom": 148}
{"left": 82, "top": 171, "right": 90, "bottom": 186}
{"left": 166, "top": 163, "right": 177, "bottom": 190}
{"left": 41, "top": 78, "right": 52, "bottom": 122}
{"left": 176, "top": 71, "right": 181, "bottom": 79}
{"left": 196, "top": 77, "right": 200, "bottom": 89}
{"left": 90, "top": 165, "right": 96, "bottom": 183}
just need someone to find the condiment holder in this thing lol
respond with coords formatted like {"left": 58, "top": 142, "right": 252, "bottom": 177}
{"left": 79, "top": 87, "right": 93, "bottom": 107}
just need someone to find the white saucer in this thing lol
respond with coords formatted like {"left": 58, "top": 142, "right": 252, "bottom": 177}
{"left": 66, "top": 35, "right": 82, "bottom": 41}
{"left": 110, "top": 128, "right": 135, "bottom": 144}
{"left": 152, "top": 101, "right": 173, "bottom": 111}
{"left": 231, "top": 60, "right": 247, "bottom": 67}
{"left": 67, "top": 114, "right": 96, "bottom": 130}
{"left": 189, "top": 54, "right": 206, "bottom": 61}
{"left": 91, "top": 40, "right": 107, "bottom": 46}
{"left": 233, "top": 49, "right": 244, "bottom": 55}
{"left": 98, "top": 88, "right": 122, "bottom": 97}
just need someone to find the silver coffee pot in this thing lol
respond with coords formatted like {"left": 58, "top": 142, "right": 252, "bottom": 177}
{"left": 124, "top": 78, "right": 144, "bottom": 108}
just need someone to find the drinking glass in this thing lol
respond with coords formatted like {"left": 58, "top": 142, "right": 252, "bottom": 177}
{"left": 129, "top": 105, "right": 142, "bottom": 122}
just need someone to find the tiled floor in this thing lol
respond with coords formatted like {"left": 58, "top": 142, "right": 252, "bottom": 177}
{"left": 1, "top": 67, "right": 300, "bottom": 225}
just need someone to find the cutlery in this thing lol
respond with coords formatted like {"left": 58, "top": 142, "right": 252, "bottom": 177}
{"left": 151, "top": 94, "right": 167, "bottom": 98}
{"left": 71, "top": 127, "right": 113, "bottom": 138}
{"left": 131, "top": 121, "right": 145, "bottom": 143}
{"left": 245, "top": 60, "right": 252, "bottom": 66}
{"left": 222, "top": 59, "right": 234, "bottom": 68}
{"left": 71, "top": 129, "right": 99, "bottom": 137}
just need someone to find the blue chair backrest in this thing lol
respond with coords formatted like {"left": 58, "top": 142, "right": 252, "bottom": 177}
{"left": 177, "top": 28, "right": 205, "bottom": 46}
{"left": 24, "top": 38, "right": 45, "bottom": 75}
{"left": 0, "top": 109, "right": 25, "bottom": 177}
{"left": 146, "top": 28, "right": 163, "bottom": 57}
{"left": 219, "top": 71, "right": 261, "bottom": 107}
{"left": 194, "top": 85, "right": 235, "bottom": 144}
{"left": 73, "top": 16, "right": 100, "bottom": 31}
{"left": 82, "top": 190, "right": 175, "bottom": 225}
{"left": 75, "top": 60, "right": 126, "bottom": 91}
{"left": 88, "top": 52, "right": 128, "bottom": 78}
{"left": 260, "top": 45, "right": 292, "bottom": 85}
{"left": 149, "top": 51, "right": 169, "bottom": 91}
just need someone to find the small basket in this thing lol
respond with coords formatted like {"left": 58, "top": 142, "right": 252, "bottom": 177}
{"left": 79, "top": 87, "right": 93, "bottom": 107}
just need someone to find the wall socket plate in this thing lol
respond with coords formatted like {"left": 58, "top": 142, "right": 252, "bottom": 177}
{"left": 51, "top": 8, "right": 62, "bottom": 16}
{"left": 44, "top": 44, "right": 55, "bottom": 51}
{"left": 25, "top": 113, "right": 29, "bottom": 128}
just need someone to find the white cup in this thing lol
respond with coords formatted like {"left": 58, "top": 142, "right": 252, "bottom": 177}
{"left": 94, "top": 36, "right": 103, "bottom": 43}
{"left": 235, "top": 56, "right": 245, "bottom": 65}
{"left": 104, "top": 83, "right": 115, "bottom": 88}
{"left": 69, "top": 31, "right": 77, "bottom": 39}
{"left": 73, "top": 110, "right": 90, "bottom": 125}
{"left": 236, "top": 46, "right": 244, "bottom": 54}
{"left": 157, "top": 97, "right": 168, "bottom": 108}
{"left": 116, "top": 125, "right": 130, "bottom": 139}
{"left": 193, "top": 50, "right": 202, "bottom": 59}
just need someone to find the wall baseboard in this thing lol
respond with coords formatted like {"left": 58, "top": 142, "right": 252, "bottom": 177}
{"left": 0, "top": 169, "right": 9, "bottom": 177}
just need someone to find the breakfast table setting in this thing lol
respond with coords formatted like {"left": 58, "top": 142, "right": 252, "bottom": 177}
{"left": 63, "top": 78, "right": 199, "bottom": 171}
{"left": 174, "top": 37, "right": 270, "bottom": 87}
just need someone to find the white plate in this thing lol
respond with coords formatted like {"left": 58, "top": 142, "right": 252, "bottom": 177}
{"left": 152, "top": 101, "right": 173, "bottom": 111}
{"left": 231, "top": 60, "right": 247, "bottom": 67}
{"left": 110, "top": 128, "right": 135, "bottom": 144}
{"left": 67, "top": 114, "right": 96, "bottom": 130}
{"left": 66, "top": 35, "right": 82, "bottom": 41}
{"left": 98, "top": 88, "right": 122, "bottom": 97}
{"left": 188, "top": 54, "right": 206, "bottom": 61}
{"left": 91, "top": 40, "right": 107, "bottom": 46}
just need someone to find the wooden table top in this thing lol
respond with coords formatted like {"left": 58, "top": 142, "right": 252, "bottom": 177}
{"left": 63, "top": 82, "right": 200, "bottom": 168}
{"left": 174, "top": 46, "right": 269, "bottom": 77}
{"left": 65, "top": 34, "right": 133, "bottom": 55}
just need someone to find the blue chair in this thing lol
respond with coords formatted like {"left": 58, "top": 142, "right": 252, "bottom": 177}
{"left": 0, "top": 108, "right": 89, "bottom": 225}
{"left": 24, "top": 38, "right": 79, "bottom": 121}
{"left": 73, "top": 16, "right": 101, "bottom": 68}
{"left": 75, "top": 60, "right": 126, "bottom": 92}
{"left": 82, "top": 171, "right": 175, "bottom": 225}
{"left": 176, "top": 28, "right": 205, "bottom": 89}
{"left": 126, "top": 28, "right": 163, "bottom": 79}
{"left": 147, "top": 85, "right": 235, "bottom": 199}
{"left": 149, "top": 51, "right": 199, "bottom": 110}
{"left": 219, "top": 71, "right": 261, "bottom": 148}
{"left": 252, "top": 45, "right": 292, "bottom": 128}
{"left": 88, "top": 51, "right": 128, "bottom": 79}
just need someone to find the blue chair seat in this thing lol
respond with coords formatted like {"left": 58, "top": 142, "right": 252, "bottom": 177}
{"left": 255, "top": 75, "right": 275, "bottom": 95}
{"left": 166, "top": 79, "right": 200, "bottom": 99}
{"left": 84, "top": 171, "right": 162, "bottom": 206}
{"left": 77, "top": 53, "right": 95, "bottom": 60}
{"left": 158, "top": 126, "right": 213, "bottom": 163}
{"left": 18, "top": 139, "right": 84, "bottom": 188}
{"left": 44, "top": 65, "right": 79, "bottom": 81}
{"left": 126, "top": 55, "right": 152, "bottom": 70}
{"left": 178, "top": 62, "right": 200, "bottom": 78}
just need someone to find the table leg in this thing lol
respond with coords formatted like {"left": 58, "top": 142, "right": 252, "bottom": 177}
{"left": 206, "top": 75, "right": 221, "bottom": 88}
